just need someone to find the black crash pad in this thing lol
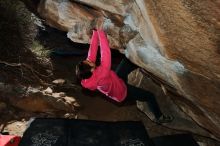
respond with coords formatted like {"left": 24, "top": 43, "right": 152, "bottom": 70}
{"left": 152, "top": 134, "right": 199, "bottom": 146}
{"left": 19, "top": 118, "right": 153, "bottom": 146}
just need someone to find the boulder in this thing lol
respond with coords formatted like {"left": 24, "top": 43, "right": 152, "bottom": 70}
{"left": 0, "top": 83, "right": 78, "bottom": 113}
{"left": 37, "top": 0, "right": 220, "bottom": 140}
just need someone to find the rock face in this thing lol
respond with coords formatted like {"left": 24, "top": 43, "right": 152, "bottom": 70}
{"left": 0, "top": 83, "right": 78, "bottom": 113}
{"left": 37, "top": 0, "right": 220, "bottom": 139}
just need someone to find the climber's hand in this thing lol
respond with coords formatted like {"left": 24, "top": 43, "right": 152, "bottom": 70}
{"left": 95, "top": 17, "right": 104, "bottom": 30}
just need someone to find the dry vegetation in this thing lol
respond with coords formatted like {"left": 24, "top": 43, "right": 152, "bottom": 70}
{"left": 0, "top": 0, "right": 52, "bottom": 85}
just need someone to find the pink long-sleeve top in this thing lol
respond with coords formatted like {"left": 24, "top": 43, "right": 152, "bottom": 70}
{"left": 81, "top": 30, "right": 127, "bottom": 102}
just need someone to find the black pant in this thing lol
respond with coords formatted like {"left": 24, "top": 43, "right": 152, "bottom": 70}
{"left": 115, "top": 58, "right": 162, "bottom": 119}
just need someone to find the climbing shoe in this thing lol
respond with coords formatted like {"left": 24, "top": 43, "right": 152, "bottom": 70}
{"left": 156, "top": 114, "right": 174, "bottom": 124}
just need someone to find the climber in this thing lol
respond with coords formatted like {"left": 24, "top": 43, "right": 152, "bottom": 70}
{"left": 75, "top": 29, "right": 173, "bottom": 123}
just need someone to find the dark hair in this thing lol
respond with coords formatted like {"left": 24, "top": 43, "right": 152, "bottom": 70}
{"left": 76, "top": 61, "right": 93, "bottom": 81}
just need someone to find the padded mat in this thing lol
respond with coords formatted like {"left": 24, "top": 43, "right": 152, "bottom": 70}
{"left": 19, "top": 118, "right": 153, "bottom": 146}
{"left": 152, "top": 134, "right": 199, "bottom": 146}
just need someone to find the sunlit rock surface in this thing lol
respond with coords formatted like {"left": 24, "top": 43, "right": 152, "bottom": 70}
{"left": 37, "top": 0, "right": 220, "bottom": 139}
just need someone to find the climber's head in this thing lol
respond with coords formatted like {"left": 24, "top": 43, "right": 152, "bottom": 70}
{"left": 76, "top": 60, "right": 96, "bottom": 81}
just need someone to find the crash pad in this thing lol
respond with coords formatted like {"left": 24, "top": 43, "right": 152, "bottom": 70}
{"left": 19, "top": 118, "right": 152, "bottom": 146}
